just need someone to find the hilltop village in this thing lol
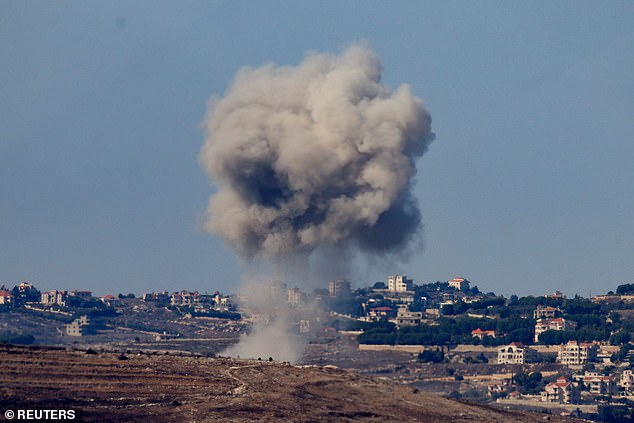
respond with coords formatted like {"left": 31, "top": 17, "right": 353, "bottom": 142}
{"left": 2, "top": 277, "right": 634, "bottom": 421}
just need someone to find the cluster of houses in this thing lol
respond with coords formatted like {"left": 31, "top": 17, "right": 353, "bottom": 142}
{"left": 496, "top": 370, "right": 634, "bottom": 405}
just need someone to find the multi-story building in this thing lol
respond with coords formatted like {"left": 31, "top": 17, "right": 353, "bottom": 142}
{"left": 533, "top": 305, "right": 561, "bottom": 320}
{"left": 620, "top": 370, "right": 634, "bottom": 395}
{"left": 448, "top": 277, "right": 470, "bottom": 291}
{"left": 66, "top": 315, "right": 91, "bottom": 337}
{"left": 41, "top": 290, "right": 68, "bottom": 307}
{"left": 534, "top": 317, "right": 570, "bottom": 342}
{"left": 541, "top": 377, "right": 580, "bottom": 404}
{"left": 387, "top": 275, "right": 413, "bottom": 293}
{"left": 577, "top": 372, "right": 618, "bottom": 395}
{"left": 497, "top": 343, "right": 538, "bottom": 364}
{"left": 287, "top": 287, "right": 304, "bottom": 306}
{"left": 328, "top": 280, "right": 351, "bottom": 297}
{"left": 396, "top": 307, "right": 423, "bottom": 327}
{"left": 170, "top": 291, "right": 200, "bottom": 308}
{"left": 557, "top": 340, "right": 597, "bottom": 366}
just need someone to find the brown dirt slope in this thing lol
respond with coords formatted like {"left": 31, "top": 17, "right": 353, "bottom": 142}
{"left": 0, "top": 345, "right": 568, "bottom": 422}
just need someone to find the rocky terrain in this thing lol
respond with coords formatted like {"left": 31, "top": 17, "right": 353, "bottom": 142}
{"left": 0, "top": 345, "right": 573, "bottom": 422}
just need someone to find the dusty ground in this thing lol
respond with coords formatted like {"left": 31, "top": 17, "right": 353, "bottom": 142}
{"left": 0, "top": 345, "right": 571, "bottom": 422}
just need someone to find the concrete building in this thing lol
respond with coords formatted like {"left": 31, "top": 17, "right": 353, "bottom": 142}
{"left": 448, "top": 277, "right": 470, "bottom": 291}
{"left": 170, "top": 291, "right": 200, "bottom": 307}
{"left": 534, "top": 317, "right": 570, "bottom": 342}
{"left": 541, "top": 377, "right": 580, "bottom": 404}
{"left": 387, "top": 275, "right": 413, "bottom": 293}
{"left": 287, "top": 287, "right": 304, "bottom": 306}
{"left": 497, "top": 343, "right": 538, "bottom": 364}
{"left": 328, "top": 280, "right": 351, "bottom": 297}
{"left": 557, "top": 340, "right": 598, "bottom": 366}
{"left": 472, "top": 328, "right": 496, "bottom": 340}
{"left": 69, "top": 290, "right": 92, "bottom": 299}
{"left": 66, "top": 315, "right": 91, "bottom": 337}
{"left": 0, "top": 290, "right": 14, "bottom": 305}
{"left": 396, "top": 307, "right": 423, "bottom": 327}
{"left": 577, "top": 372, "right": 617, "bottom": 395}
{"left": 41, "top": 290, "right": 68, "bottom": 307}
{"left": 620, "top": 370, "right": 634, "bottom": 395}
{"left": 533, "top": 305, "right": 561, "bottom": 320}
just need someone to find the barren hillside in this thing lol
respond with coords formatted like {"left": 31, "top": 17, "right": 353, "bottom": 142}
{"left": 0, "top": 345, "right": 569, "bottom": 422}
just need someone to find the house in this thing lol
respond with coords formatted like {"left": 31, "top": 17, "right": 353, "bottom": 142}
{"left": 101, "top": 294, "right": 119, "bottom": 306}
{"left": 396, "top": 307, "right": 423, "bottom": 327}
{"left": 620, "top": 370, "right": 634, "bottom": 395}
{"left": 69, "top": 290, "right": 92, "bottom": 299}
{"left": 0, "top": 290, "right": 14, "bottom": 305}
{"left": 534, "top": 317, "right": 571, "bottom": 342}
{"left": 557, "top": 340, "right": 598, "bottom": 366}
{"left": 471, "top": 328, "right": 496, "bottom": 340}
{"left": 17, "top": 282, "right": 35, "bottom": 293}
{"left": 578, "top": 371, "right": 617, "bottom": 395}
{"left": 546, "top": 291, "right": 565, "bottom": 299}
{"left": 213, "top": 292, "right": 234, "bottom": 311}
{"left": 387, "top": 275, "right": 413, "bottom": 293}
{"left": 170, "top": 291, "right": 200, "bottom": 307}
{"left": 66, "top": 315, "right": 91, "bottom": 337}
{"left": 497, "top": 343, "right": 538, "bottom": 364}
{"left": 448, "top": 277, "right": 470, "bottom": 291}
{"left": 541, "top": 377, "right": 580, "bottom": 404}
{"left": 142, "top": 291, "right": 170, "bottom": 303}
{"left": 533, "top": 305, "right": 561, "bottom": 320}
{"left": 41, "top": 290, "right": 68, "bottom": 307}
{"left": 367, "top": 306, "right": 395, "bottom": 321}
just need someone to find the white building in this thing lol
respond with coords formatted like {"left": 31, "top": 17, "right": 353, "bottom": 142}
{"left": 557, "top": 341, "right": 597, "bottom": 366}
{"left": 387, "top": 275, "right": 413, "bottom": 292}
{"left": 541, "top": 377, "right": 580, "bottom": 404}
{"left": 534, "top": 317, "right": 570, "bottom": 342}
{"left": 497, "top": 343, "right": 538, "bottom": 364}
{"left": 448, "top": 277, "right": 470, "bottom": 291}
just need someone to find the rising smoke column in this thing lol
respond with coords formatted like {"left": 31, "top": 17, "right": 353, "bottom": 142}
{"left": 200, "top": 44, "right": 434, "bottom": 260}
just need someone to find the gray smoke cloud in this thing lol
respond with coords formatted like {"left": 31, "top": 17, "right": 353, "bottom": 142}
{"left": 200, "top": 44, "right": 434, "bottom": 260}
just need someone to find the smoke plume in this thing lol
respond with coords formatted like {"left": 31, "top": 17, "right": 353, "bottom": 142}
{"left": 200, "top": 44, "right": 434, "bottom": 261}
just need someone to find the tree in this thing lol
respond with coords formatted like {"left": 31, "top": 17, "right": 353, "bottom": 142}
{"left": 616, "top": 283, "right": 634, "bottom": 295}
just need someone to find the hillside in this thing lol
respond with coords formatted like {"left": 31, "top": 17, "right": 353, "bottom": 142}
{"left": 0, "top": 345, "right": 571, "bottom": 422}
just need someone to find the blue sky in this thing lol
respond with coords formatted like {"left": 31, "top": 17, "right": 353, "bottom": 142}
{"left": 1, "top": 1, "right": 633, "bottom": 297}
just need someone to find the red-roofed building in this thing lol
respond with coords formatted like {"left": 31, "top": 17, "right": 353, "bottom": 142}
{"left": 541, "top": 377, "right": 580, "bottom": 404}
{"left": 448, "top": 277, "right": 470, "bottom": 291}
{"left": 0, "top": 290, "right": 14, "bottom": 305}
{"left": 535, "top": 317, "right": 573, "bottom": 342}
{"left": 578, "top": 371, "right": 618, "bottom": 395}
{"left": 471, "top": 328, "right": 496, "bottom": 340}
{"left": 101, "top": 294, "right": 119, "bottom": 306}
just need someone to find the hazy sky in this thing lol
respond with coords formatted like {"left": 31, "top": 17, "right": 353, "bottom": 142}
{"left": 1, "top": 1, "right": 633, "bottom": 297}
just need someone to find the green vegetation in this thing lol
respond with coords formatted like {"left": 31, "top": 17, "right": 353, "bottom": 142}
{"left": 417, "top": 348, "right": 445, "bottom": 363}
{"left": 0, "top": 331, "right": 35, "bottom": 345}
